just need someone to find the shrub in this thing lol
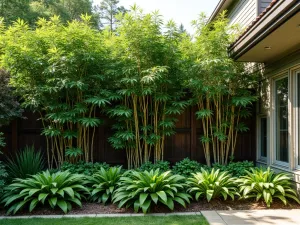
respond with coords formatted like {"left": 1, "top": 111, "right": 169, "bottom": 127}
{"left": 0, "top": 132, "right": 5, "bottom": 151}
{"left": 139, "top": 161, "right": 170, "bottom": 172}
{"left": 113, "top": 169, "right": 191, "bottom": 213}
{"left": 0, "top": 69, "right": 23, "bottom": 127}
{"left": 212, "top": 161, "right": 254, "bottom": 177}
{"left": 60, "top": 161, "right": 110, "bottom": 175}
{"left": 1, "top": 170, "right": 89, "bottom": 214}
{"left": 236, "top": 167, "right": 300, "bottom": 207}
{"left": 5, "top": 145, "right": 45, "bottom": 180}
{"left": 172, "top": 158, "right": 206, "bottom": 177}
{"left": 187, "top": 168, "right": 238, "bottom": 202}
{"left": 0, "top": 138, "right": 8, "bottom": 198}
{"left": 0, "top": 161, "right": 8, "bottom": 198}
{"left": 87, "top": 166, "right": 122, "bottom": 204}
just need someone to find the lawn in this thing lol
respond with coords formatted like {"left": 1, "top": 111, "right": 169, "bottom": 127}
{"left": 1, "top": 215, "right": 208, "bottom": 225}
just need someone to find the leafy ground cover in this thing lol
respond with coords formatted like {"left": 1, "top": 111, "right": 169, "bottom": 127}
{"left": 1, "top": 165, "right": 299, "bottom": 215}
{"left": 0, "top": 215, "right": 208, "bottom": 225}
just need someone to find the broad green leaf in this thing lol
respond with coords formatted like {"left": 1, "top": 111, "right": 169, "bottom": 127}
{"left": 150, "top": 193, "right": 158, "bottom": 204}
{"left": 29, "top": 199, "right": 38, "bottom": 212}
{"left": 141, "top": 200, "right": 151, "bottom": 214}
{"left": 139, "top": 193, "right": 148, "bottom": 205}
{"left": 38, "top": 193, "right": 49, "bottom": 204}
{"left": 206, "top": 190, "right": 213, "bottom": 202}
{"left": 63, "top": 187, "right": 74, "bottom": 198}
{"left": 49, "top": 197, "right": 57, "bottom": 207}
{"left": 165, "top": 198, "right": 174, "bottom": 210}
{"left": 57, "top": 200, "right": 68, "bottom": 214}
{"left": 157, "top": 191, "right": 167, "bottom": 203}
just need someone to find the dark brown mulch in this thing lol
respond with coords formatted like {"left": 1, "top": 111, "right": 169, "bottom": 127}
{"left": 151, "top": 199, "right": 300, "bottom": 213}
{"left": 0, "top": 203, "right": 133, "bottom": 216}
{"left": 1, "top": 199, "right": 300, "bottom": 216}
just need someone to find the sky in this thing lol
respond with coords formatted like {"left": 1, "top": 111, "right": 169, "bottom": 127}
{"left": 93, "top": 0, "right": 220, "bottom": 33}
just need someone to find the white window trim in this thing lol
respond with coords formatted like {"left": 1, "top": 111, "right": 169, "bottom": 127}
{"left": 258, "top": 63, "right": 300, "bottom": 173}
{"left": 271, "top": 72, "right": 290, "bottom": 168}
{"left": 292, "top": 69, "right": 300, "bottom": 170}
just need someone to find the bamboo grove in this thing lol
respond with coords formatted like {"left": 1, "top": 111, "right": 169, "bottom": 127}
{"left": 185, "top": 12, "right": 259, "bottom": 166}
{"left": 0, "top": 8, "right": 259, "bottom": 169}
{"left": 106, "top": 7, "right": 189, "bottom": 169}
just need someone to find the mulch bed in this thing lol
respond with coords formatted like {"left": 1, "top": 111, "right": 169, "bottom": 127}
{"left": 1, "top": 199, "right": 300, "bottom": 216}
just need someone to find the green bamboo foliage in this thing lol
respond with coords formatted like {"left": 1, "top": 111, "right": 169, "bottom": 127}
{"left": 0, "top": 9, "right": 260, "bottom": 170}
{"left": 184, "top": 12, "right": 258, "bottom": 166}
{"left": 107, "top": 6, "right": 188, "bottom": 169}
{"left": 0, "top": 15, "right": 113, "bottom": 168}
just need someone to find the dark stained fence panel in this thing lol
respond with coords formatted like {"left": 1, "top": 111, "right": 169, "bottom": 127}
{"left": 164, "top": 132, "right": 191, "bottom": 163}
{"left": 0, "top": 106, "right": 256, "bottom": 166}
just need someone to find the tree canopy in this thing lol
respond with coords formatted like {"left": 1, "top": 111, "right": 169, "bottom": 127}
{"left": 0, "top": 0, "right": 98, "bottom": 26}
{"left": 95, "top": 0, "right": 127, "bottom": 31}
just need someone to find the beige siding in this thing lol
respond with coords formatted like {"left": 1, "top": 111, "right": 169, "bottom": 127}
{"left": 259, "top": 0, "right": 273, "bottom": 14}
{"left": 228, "top": 0, "right": 257, "bottom": 29}
{"left": 257, "top": 51, "right": 300, "bottom": 187}
{"left": 264, "top": 51, "right": 300, "bottom": 78}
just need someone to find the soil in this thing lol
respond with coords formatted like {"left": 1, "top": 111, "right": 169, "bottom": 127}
{"left": 1, "top": 199, "right": 300, "bottom": 216}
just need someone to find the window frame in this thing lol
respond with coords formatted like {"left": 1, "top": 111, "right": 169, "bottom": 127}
{"left": 257, "top": 116, "right": 268, "bottom": 162}
{"left": 294, "top": 70, "right": 300, "bottom": 169}
{"left": 271, "top": 73, "right": 290, "bottom": 168}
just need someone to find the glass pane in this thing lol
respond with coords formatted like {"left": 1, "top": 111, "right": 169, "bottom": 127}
{"left": 260, "top": 118, "right": 267, "bottom": 157}
{"left": 275, "top": 77, "right": 289, "bottom": 162}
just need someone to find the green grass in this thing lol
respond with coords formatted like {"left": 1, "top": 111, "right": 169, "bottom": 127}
{"left": 0, "top": 215, "right": 208, "bottom": 225}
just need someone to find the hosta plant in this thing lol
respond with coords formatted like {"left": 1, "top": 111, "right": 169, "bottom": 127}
{"left": 87, "top": 166, "right": 122, "bottom": 204}
{"left": 187, "top": 168, "right": 238, "bottom": 202}
{"left": 1, "top": 170, "right": 89, "bottom": 214}
{"left": 236, "top": 167, "right": 300, "bottom": 207}
{"left": 113, "top": 169, "right": 191, "bottom": 213}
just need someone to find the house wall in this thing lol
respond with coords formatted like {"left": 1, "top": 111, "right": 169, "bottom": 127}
{"left": 227, "top": 0, "right": 257, "bottom": 29}
{"left": 258, "top": 0, "right": 273, "bottom": 14}
{"left": 256, "top": 50, "right": 300, "bottom": 185}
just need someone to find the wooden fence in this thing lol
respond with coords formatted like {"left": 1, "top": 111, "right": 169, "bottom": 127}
{"left": 0, "top": 106, "right": 256, "bottom": 166}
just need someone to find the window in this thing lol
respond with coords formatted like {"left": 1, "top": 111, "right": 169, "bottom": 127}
{"left": 260, "top": 117, "right": 267, "bottom": 158}
{"left": 275, "top": 77, "right": 289, "bottom": 163}
{"left": 258, "top": 67, "right": 300, "bottom": 169}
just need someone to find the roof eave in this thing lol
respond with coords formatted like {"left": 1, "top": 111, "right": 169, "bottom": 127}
{"left": 229, "top": 0, "right": 299, "bottom": 61}
{"left": 208, "top": 0, "right": 235, "bottom": 22}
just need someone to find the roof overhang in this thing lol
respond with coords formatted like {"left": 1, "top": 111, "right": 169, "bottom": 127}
{"left": 229, "top": 0, "right": 300, "bottom": 63}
